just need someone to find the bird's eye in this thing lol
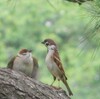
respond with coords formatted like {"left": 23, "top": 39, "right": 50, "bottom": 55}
{"left": 45, "top": 42, "right": 49, "bottom": 46}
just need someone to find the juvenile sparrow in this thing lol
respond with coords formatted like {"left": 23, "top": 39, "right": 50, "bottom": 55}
{"left": 7, "top": 49, "right": 38, "bottom": 79}
{"left": 42, "top": 39, "right": 73, "bottom": 96}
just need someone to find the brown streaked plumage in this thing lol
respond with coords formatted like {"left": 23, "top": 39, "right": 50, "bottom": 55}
{"left": 42, "top": 39, "right": 73, "bottom": 96}
{"left": 7, "top": 57, "right": 16, "bottom": 69}
{"left": 7, "top": 49, "right": 38, "bottom": 79}
{"left": 53, "top": 49, "right": 67, "bottom": 80}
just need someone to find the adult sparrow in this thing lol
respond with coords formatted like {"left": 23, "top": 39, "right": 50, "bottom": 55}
{"left": 42, "top": 39, "right": 73, "bottom": 96}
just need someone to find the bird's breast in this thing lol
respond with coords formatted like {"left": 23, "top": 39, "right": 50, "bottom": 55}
{"left": 46, "top": 52, "right": 62, "bottom": 79}
{"left": 13, "top": 57, "right": 33, "bottom": 76}
{"left": 46, "top": 51, "right": 54, "bottom": 70}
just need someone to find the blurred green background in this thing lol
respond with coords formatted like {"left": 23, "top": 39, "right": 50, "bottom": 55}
{"left": 0, "top": 0, "right": 100, "bottom": 99}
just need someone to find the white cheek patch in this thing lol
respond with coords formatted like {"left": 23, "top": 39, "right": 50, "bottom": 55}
{"left": 17, "top": 52, "right": 31, "bottom": 58}
{"left": 51, "top": 45, "right": 56, "bottom": 50}
{"left": 48, "top": 45, "right": 56, "bottom": 50}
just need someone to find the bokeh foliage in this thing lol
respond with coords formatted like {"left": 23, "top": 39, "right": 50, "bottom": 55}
{"left": 0, "top": 0, "right": 100, "bottom": 99}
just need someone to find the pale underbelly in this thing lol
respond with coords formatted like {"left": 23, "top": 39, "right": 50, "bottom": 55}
{"left": 13, "top": 59, "right": 33, "bottom": 77}
{"left": 46, "top": 60, "right": 62, "bottom": 80}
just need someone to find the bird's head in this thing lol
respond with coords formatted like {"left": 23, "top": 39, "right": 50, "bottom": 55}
{"left": 42, "top": 38, "right": 56, "bottom": 46}
{"left": 18, "top": 49, "right": 32, "bottom": 57}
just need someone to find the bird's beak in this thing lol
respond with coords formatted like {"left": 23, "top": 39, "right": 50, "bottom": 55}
{"left": 29, "top": 50, "right": 32, "bottom": 52}
{"left": 41, "top": 41, "right": 44, "bottom": 44}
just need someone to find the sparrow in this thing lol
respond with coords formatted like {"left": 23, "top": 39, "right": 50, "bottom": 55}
{"left": 42, "top": 39, "right": 73, "bottom": 96}
{"left": 7, "top": 49, "right": 38, "bottom": 79}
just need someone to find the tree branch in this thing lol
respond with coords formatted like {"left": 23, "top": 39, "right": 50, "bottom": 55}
{"left": 0, "top": 68, "right": 70, "bottom": 99}
{"left": 65, "top": 0, "right": 93, "bottom": 5}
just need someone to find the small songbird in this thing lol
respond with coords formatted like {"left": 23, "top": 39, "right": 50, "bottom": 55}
{"left": 42, "top": 39, "right": 73, "bottom": 96}
{"left": 7, "top": 49, "right": 38, "bottom": 79}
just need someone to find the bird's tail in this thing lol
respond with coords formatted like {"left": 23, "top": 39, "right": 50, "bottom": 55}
{"left": 62, "top": 78, "right": 73, "bottom": 96}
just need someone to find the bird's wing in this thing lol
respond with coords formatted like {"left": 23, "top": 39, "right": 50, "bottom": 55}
{"left": 31, "top": 57, "right": 39, "bottom": 79}
{"left": 7, "top": 56, "right": 16, "bottom": 69}
{"left": 53, "top": 51, "right": 67, "bottom": 80}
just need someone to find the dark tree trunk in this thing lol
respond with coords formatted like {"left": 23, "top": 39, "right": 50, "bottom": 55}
{"left": 0, "top": 69, "right": 71, "bottom": 99}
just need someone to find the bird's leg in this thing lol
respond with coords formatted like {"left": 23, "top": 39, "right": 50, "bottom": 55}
{"left": 51, "top": 76, "right": 56, "bottom": 86}
{"left": 58, "top": 79, "right": 61, "bottom": 89}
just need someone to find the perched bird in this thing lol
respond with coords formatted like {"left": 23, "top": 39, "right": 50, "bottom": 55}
{"left": 42, "top": 39, "right": 73, "bottom": 96}
{"left": 7, "top": 49, "right": 38, "bottom": 79}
